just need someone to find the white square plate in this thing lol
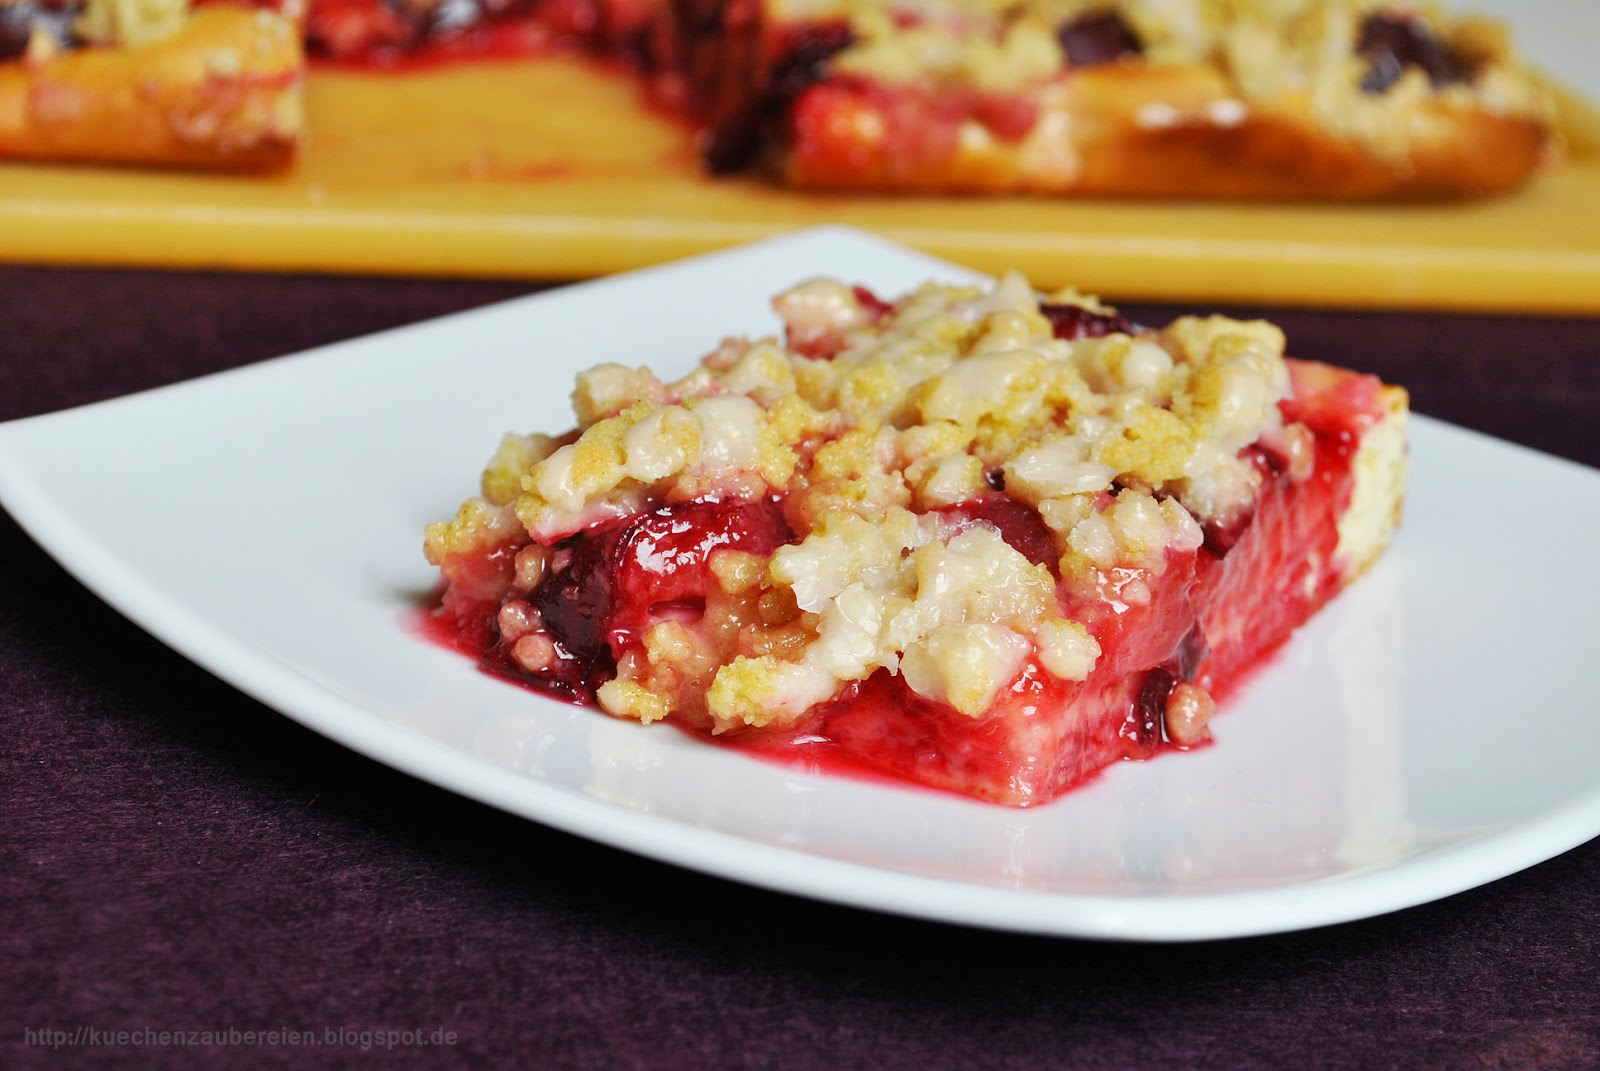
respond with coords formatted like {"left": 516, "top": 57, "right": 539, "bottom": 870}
{"left": 3, "top": 227, "right": 1598, "bottom": 941}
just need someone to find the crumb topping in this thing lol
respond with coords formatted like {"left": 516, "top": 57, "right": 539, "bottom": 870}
{"left": 73, "top": 0, "right": 190, "bottom": 47}
{"left": 781, "top": 0, "right": 1551, "bottom": 155}
{"left": 428, "top": 273, "right": 1307, "bottom": 732}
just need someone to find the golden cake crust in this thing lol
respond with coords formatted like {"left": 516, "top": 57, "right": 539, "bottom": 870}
{"left": 0, "top": 5, "right": 304, "bottom": 169}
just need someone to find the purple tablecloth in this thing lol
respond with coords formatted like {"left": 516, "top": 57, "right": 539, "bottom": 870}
{"left": 3, "top": 265, "right": 1598, "bottom": 1070}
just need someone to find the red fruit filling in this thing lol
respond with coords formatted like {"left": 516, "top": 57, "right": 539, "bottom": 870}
{"left": 786, "top": 78, "right": 1040, "bottom": 187}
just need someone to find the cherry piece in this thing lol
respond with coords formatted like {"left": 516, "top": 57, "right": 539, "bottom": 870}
{"left": 0, "top": 11, "right": 29, "bottom": 60}
{"left": 602, "top": 496, "right": 791, "bottom": 648}
{"left": 1057, "top": 10, "right": 1142, "bottom": 67}
{"left": 1200, "top": 511, "right": 1254, "bottom": 557}
{"left": 526, "top": 530, "right": 618, "bottom": 701}
{"left": 851, "top": 285, "right": 894, "bottom": 323}
{"left": 1357, "top": 14, "right": 1467, "bottom": 94}
{"left": 1039, "top": 303, "right": 1133, "bottom": 341}
{"left": 520, "top": 497, "right": 792, "bottom": 701}
{"left": 938, "top": 496, "right": 1058, "bottom": 572}
{"left": 1126, "top": 666, "right": 1176, "bottom": 750}
{"left": 0, "top": 0, "right": 80, "bottom": 61}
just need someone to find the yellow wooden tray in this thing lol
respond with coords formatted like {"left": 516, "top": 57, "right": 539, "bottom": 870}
{"left": 3, "top": 55, "right": 1598, "bottom": 312}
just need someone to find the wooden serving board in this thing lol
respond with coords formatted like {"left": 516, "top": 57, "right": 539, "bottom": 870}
{"left": 2, "top": 54, "right": 1598, "bottom": 312}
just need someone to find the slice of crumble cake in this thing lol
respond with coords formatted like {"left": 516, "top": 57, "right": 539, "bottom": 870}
{"left": 425, "top": 273, "right": 1407, "bottom": 805}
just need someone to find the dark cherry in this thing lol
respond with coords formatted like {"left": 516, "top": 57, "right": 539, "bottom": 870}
{"left": 1057, "top": 10, "right": 1142, "bottom": 68}
{"left": 519, "top": 496, "right": 793, "bottom": 701}
{"left": 1200, "top": 511, "right": 1252, "bottom": 557}
{"left": 0, "top": 0, "right": 81, "bottom": 62}
{"left": 937, "top": 496, "right": 1058, "bottom": 573}
{"left": 1200, "top": 445, "right": 1289, "bottom": 555}
{"left": 1356, "top": 13, "right": 1467, "bottom": 94}
{"left": 0, "top": 10, "right": 29, "bottom": 60}
{"left": 1241, "top": 442, "right": 1285, "bottom": 479}
{"left": 1039, "top": 302, "right": 1134, "bottom": 341}
{"left": 1125, "top": 666, "right": 1176, "bottom": 750}
{"left": 704, "top": 22, "right": 853, "bottom": 173}
{"left": 984, "top": 468, "right": 1007, "bottom": 493}
{"left": 526, "top": 529, "right": 619, "bottom": 701}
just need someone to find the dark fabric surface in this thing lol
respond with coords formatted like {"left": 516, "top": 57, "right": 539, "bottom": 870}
{"left": 2, "top": 265, "right": 1597, "bottom": 1071}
